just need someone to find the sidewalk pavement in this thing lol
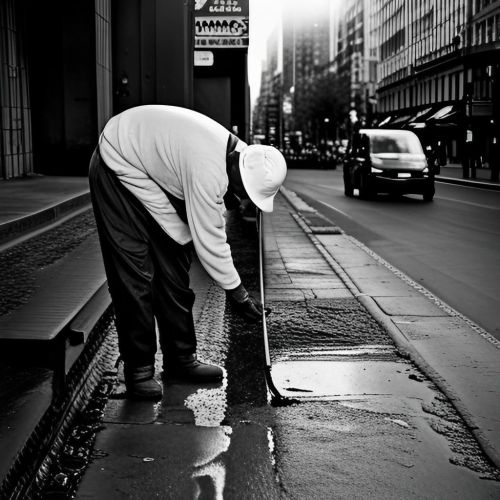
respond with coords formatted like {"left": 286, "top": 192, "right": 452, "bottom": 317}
{"left": 0, "top": 173, "right": 500, "bottom": 497}
{"left": 437, "top": 163, "right": 500, "bottom": 190}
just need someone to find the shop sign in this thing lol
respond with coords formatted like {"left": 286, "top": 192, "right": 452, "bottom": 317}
{"left": 194, "top": 50, "right": 214, "bottom": 66}
{"left": 195, "top": 0, "right": 249, "bottom": 49}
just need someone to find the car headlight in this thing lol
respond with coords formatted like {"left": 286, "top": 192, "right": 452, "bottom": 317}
{"left": 371, "top": 167, "right": 383, "bottom": 173}
{"left": 423, "top": 167, "right": 429, "bottom": 173}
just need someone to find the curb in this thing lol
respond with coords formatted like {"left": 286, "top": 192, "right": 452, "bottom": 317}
{"left": 436, "top": 176, "right": 500, "bottom": 191}
{"left": 279, "top": 186, "right": 500, "bottom": 470}
{"left": 0, "top": 192, "right": 91, "bottom": 246}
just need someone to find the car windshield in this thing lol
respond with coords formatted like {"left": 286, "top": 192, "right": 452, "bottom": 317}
{"left": 368, "top": 133, "right": 423, "bottom": 155}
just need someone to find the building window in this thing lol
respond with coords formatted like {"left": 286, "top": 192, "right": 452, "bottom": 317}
{"left": 487, "top": 16, "right": 494, "bottom": 43}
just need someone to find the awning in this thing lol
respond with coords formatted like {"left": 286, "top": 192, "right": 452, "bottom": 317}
{"left": 378, "top": 113, "right": 416, "bottom": 129}
{"left": 378, "top": 105, "right": 461, "bottom": 130}
{"left": 377, "top": 114, "right": 410, "bottom": 128}
{"left": 378, "top": 115, "right": 392, "bottom": 127}
{"left": 390, "top": 114, "right": 412, "bottom": 127}
{"left": 427, "top": 105, "right": 458, "bottom": 122}
{"left": 407, "top": 105, "right": 461, "bottom": 130}
{"left": 407, "top": 107, "right": 433, "bottom": 123}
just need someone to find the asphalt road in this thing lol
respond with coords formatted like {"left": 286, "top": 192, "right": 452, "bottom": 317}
{"left": 284, "top": 168, "right": 500, "bottom": 340}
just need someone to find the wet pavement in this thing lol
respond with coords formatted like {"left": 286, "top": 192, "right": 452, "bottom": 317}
{"left": 73, "top": 193, "right": 500, "bottom": 498}
{"left": 260, "top": 193, "right": 500, "bottom": 498}
{"left": 1, "top": 175, "right": 500, "bottom": 498}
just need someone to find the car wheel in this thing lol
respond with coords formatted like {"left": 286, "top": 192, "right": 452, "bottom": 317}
{"left": 423, "top": 182, "right": 435, "bottom": 202}
{"left": 344, "top": 179, "right": 354, "bottom": 197}
{"left": 358, "top": 174, "right": 373, "bottom": 200}
{"left": 423, "top": 190, "right": 434, "bottom": 202}
{"left": 343, "top": 167, "right": 354, "bottom": 197}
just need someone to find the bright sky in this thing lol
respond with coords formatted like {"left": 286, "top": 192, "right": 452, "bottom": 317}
{"left": 248, "top": 0, "right": 340, "bottom": 104}
{"left": 248, "top": 0, "right": 283, "bottom": 104}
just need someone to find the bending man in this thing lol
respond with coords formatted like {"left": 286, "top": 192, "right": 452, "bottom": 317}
{"left": 89, "top": 105, "right": 287, "bottom": 400}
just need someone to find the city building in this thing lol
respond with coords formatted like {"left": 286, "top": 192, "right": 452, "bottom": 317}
{"left": 252, "top": 23, "right": 282, "bottom": 146}
{"left": 0, "top": 0, "right": 250, "bottom": 180}
{"left": 335, "top": 0, "right": 378, "bottom": 123}
{"left": 283, "top": 0, "right": 331, "bottom": 146}
{"left": 193, "top": 0, "right": 250, "bottom": 140}
{"left": 253, "top": 0, "right": 334, "bottom": 148}
{"left": 253, "top": 0, "right": 376, "bottom": 148}
{"left": 0, "top": 0, "right": 113, "bottom": 178}
{"left": 374, "top": 0, "right": 500, "bottom": 176}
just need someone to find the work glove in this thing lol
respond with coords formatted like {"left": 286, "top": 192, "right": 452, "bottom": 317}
{"left": 226, "top": 283, "right": 271, "bottom": 323}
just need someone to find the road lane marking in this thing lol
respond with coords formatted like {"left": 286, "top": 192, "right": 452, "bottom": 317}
{"left": 436, "top": 196, "right": 500, "bottom": 210}
{"left": 317, "top": 200, "right": 352, "bottom": 219}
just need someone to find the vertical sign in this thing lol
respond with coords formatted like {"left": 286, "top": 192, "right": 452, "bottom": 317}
{"left": 195, "top": 0, "right": 249, "bottom": 49}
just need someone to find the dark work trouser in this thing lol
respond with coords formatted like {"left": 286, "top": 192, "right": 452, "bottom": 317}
{"left": 88, "top": 148, "right": 196, "bottom": 369}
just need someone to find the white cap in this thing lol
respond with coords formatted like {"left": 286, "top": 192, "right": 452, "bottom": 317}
{"left": 238, "top": 145, "right": 287, "bottom": 212}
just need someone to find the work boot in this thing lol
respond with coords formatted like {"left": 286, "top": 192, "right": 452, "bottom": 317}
{"left": 124, "top": 364, "right": 163, "bottom": 401}
{"left": 164, "top": 354, "right": 223, "bottom": 383}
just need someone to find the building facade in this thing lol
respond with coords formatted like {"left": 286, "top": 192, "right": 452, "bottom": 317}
{"left": 283, "top": 0, "right": 331, "bottom": 145}
{"left": 1, "top": 0, "right": 250, "bottom": 179}
{"left": 335, "top": 0, "right": 377, "bottom": 122}
{"left": 374, "top": 0, "right": 500, "bottom": 175}
{"left": 254, "top": 0, "right": 377, "bottom": 148}
{"left": 0, "top": 0, "right": 114, "bottom": 178}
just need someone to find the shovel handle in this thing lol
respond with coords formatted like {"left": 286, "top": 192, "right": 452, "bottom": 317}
{"left": 258, "top": 209, "right": 272, "bottom": 368}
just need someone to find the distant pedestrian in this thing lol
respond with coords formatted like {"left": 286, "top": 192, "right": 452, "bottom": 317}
{"left": 89, "top": 105, "right": 287, "bottom": 400}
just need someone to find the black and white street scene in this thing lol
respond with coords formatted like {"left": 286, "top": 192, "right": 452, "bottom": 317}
{"left": 1, "top": 0, "right": 500, "bottom": 498}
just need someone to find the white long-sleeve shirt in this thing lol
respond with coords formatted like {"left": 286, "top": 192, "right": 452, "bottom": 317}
{"left": 98, "top": 105, "right": 245, "bottom": 290}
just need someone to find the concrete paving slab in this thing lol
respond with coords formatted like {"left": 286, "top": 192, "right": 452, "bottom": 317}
{"left": 289, "top": 277, "right": 345, "bottom": 288}
{"left": 326, "top": 250, "right": 384, "bottom": 268}
{"left": 373, "top": 296, "right": 448, "bottom": 316}
{"left": 265, "top": 268, "right": 289, "bottom": 276}
{"left": 280, "top": 187, "right": 500, "bottom": 471}
{"left": 352, "top": 277, "right": 420, "bottom": 297}
{"left": 274, "top": 400, "right": 500, "bottom": 499}
{"left": 0, "top": 176, "right": 89, "bottom": 225}
{"left": 262, "top": 250, "right": 281, "bottom": 259}
{"left": 272, "top": 359, "right": 431, "bottom": 400}
{"left": 281, "top": 258, "right": 327, "bottom": 267}
{"left": 263, "top": 258, "right": 286, "bottom": 270}
{"left": 315, "top": 234, "right": 360, "bottom": 253}
{"left": 391, "top": 316, "right": 500, "bottom": 460}
{"left": 76, "top": 423, "right": 280, "bottom": 500}
{"left": 105, "top": 379, "right": 227, "bottom": 428}
{"left": 0, "top": 367, "right": 53, "bottom": 483}
{"left": 342, "top": 262, "right": 397, "bottom": 279}
{"left": 266, "top": 274, "right": 293, "bottom": 285}
{"left": 265, "top": 289, "right": 308, "bottom": 301}
{"left": 0, "top": 235, "right": 106, "bottom": 340}
{"left": 283, "top": 262, "right": 332, "bottom": 274}
{"left": 311, "top": 288, "right": 353, "bottom": 299}
{"left": 76, "top": 423, "right": 232, "bottom": 499}
{"left": 265, "top": 279, "right": 343, "bottom": 290}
